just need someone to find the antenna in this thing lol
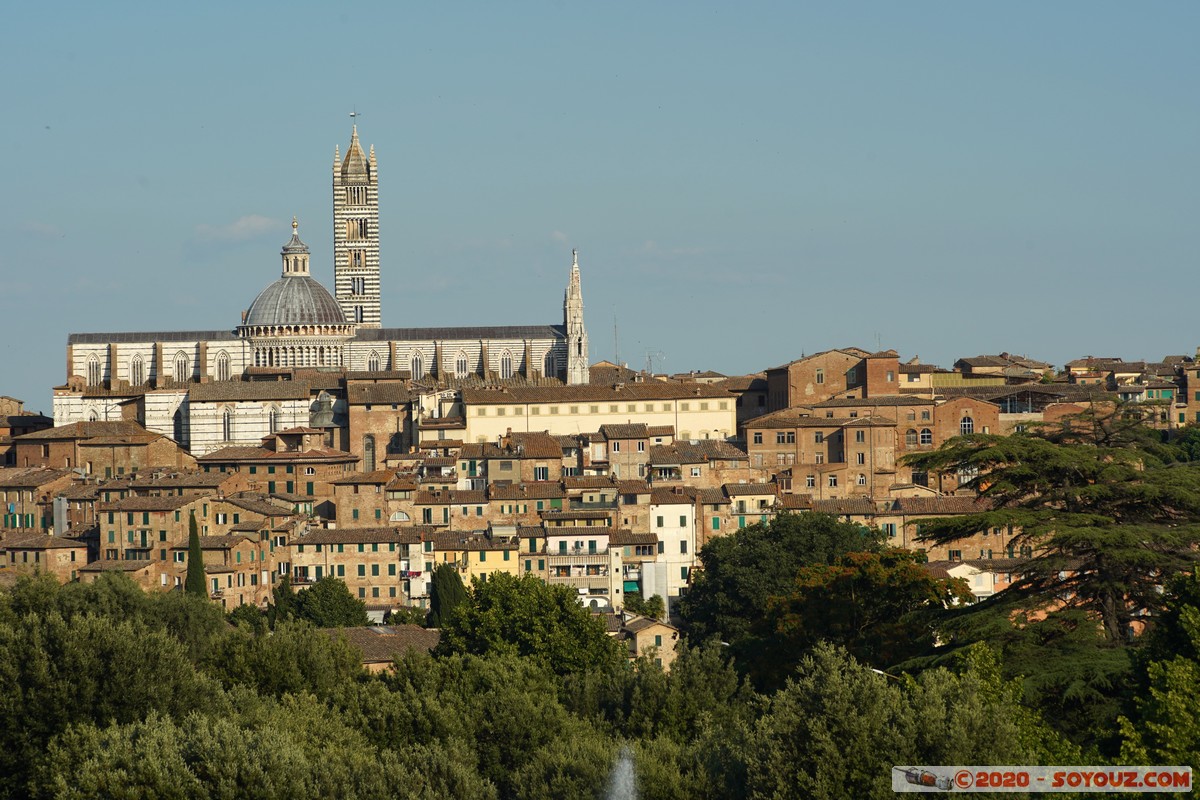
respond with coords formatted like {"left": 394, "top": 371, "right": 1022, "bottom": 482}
{"left": 644, "top": 350, "right": 666, "bottom": 374}
{"left": 613, "top": 314, "right": 621, "bottom": 367}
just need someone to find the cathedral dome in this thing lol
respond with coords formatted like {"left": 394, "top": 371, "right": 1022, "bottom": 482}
{"left": 243, "top": 218, "right": 348, "bottom": 328}
{"left": 244, "top": 275, "right": 347, "bottom": 327}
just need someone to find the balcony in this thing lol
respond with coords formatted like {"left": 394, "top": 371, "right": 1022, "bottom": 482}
{"left": 546, "top": 551, "right": 609, "bottom": 566}
{"left": 547, "top": 572, "right": 611, "bottom": 591}
{"left": 568, "top": 499, "right": 618, "bottom": 511}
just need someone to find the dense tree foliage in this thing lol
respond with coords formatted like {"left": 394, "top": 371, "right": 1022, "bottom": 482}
{"left": 184, "top": 510, "right": 206, "bottom": 597}
{"left": 292, "top": 577, "right": 370, "bottom": 628}
{"left": 678, "top": 513, "right": 881, "bottom": 638}
{"left": 905, "top": 424, "right": 1200, "bottom": 643}
{"left": 428, "top": 563, "right": 469, "bottom": 628}
{"left": 762, "top": 550, "right": 972, "bottom": 685}
{"left": 623, "top": 593, "right": 666, "bottom": 620}
{"left": 437, "top": 572, "right": 626, "bottom": 675}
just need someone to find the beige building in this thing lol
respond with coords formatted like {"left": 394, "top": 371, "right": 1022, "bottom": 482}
{"left": 438, "top": 384, "right": 736, "bottom": 444}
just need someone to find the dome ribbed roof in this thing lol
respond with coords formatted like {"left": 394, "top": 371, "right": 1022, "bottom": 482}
{"left": 244, "top": 276, "right": 347, "bottom": 327}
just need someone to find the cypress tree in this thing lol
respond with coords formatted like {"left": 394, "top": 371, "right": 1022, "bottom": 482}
{"left": 428, "top": 563, "right": 468, "bottom": 628}
{"left": 184, "top": 511, "right": 207, "bottom": 597}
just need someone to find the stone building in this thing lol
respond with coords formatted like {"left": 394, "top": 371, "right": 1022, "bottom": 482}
{"left": 54, "top": 125, "right": 592, "bottom": 454}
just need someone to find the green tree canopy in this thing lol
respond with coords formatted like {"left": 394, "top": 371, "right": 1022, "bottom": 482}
{"left": 436, "top": 573, "right": 626, "bottom": 674}
{"left": 624, "top": 593, "right": 666, "bottom": 620}
{"left": 904, "top": 424, "right": 1200, "bottom": 643}
{"left": 742, "top": 644, "right": 1074, "bottom": 800}
{"left": 184, "top": 510, "right": 206, "bottom": 597}
{"left": 678, "top": 512, "right": 884, "bottom": 648}
{"left": 293, "top": 577, "right": 370, "bottom": 628}
{"left": 428, "top": 563, "right": 469, "bottom": 628}
{"left": 761, "top": 549, "right": 972, "bottom": 686}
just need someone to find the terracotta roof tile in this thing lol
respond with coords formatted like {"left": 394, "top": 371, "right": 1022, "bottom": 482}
{"left": 188, "top": 381, "right": 312, "bottom": 402}
{"left": 324, "top": 625, "right": 440, "bottom": 661}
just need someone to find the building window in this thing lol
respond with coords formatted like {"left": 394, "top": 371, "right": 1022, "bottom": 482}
{"left": 815, "top": 369, "right": 824, "bottom": 385}
{"left": 545, "top": 352, "right": 557, "bottom": 377}
{"left": 814, "top": 432, "right": 824, "bottom": 444}
{"left": 269, "top": 407, "right": 280, "bottom": 435}
{"left": 455, "top": 351, "right": 469, "bottom": 378}
{"left": 222, "top": 409, "right": 233, "bottom": 442}
{"left": 856, "top": 452, "right": 865, "bottom": 465}
{"left": 368, "top": 351, "right": 381, "bottom": 372}
{"left": 129, "top": 354, "right": 144, "bottom": 386}
{"left": 215, "top": 351, "right": 231, "bottom": 381}
{"left": 411, "top": 353, "right": 423, "bottom": 378}
{"left": 753, "top": 432, "right": 762, "bottom": 445}
{"left": 828, "top": 475, "right": 838, "bottom": 488}
{"left": 354, "top": 306, "right": 364, "bottom": 324}
{"left": 86, "top": 355, "right": 101, "bottom": 386}
{"left": 500, "top": 351, "right": 514, "bottom": 380}
{"left": 856, "top": 474, "right": 867, "bottom": 486}
{"left": 174, "top": 351, "right": 190, "bottom": 382}
{"left": 960, "top": 416, "right": 974, "bottom": 436}
{"left": 363, "top": 435, "right": 376, "bottom": 472}
{"left": 855, "top": 430, "right": 865, "bottom": 443}
{"left": 905, "top": 429, "right": 918, "bottom": 446}
{"left": 919, "top": 428, "right": 933, "bottom": 445}
{"left": 173, "top": 408, "right": 185, "bottom": 444}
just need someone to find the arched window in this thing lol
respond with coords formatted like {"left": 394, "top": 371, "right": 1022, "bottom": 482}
{"left": 174, "top": 352, "right": 190, "bottom": 383}
{"left": 905, "top": 429, "right": 918, "bottom": 446}
{"left": 86, "top": 355, "right": 101, "bottom": 387}
{"left": 88, "top": 410, "right": 99, "bottom": 422}
{"left": 222, "top": 408, "right": 233, "bottom": 442}
{"left": 857, "top": 474, "right": 867, "bottom": 486}
{"left": 129, "top": 354, "right": 144, "bottom": 386}
{"left": 389, "top": 511, "right": 411, "bottom": 522}
{"left": 173, "top": 408, "right": 185, "bottom": 444}
{"left": 455, "top": 351, "right": 469, "bottom": 378}
{"left": 919, "top": 428, "right": 933, "bottom": 445}
{"left": 411, "top": 353, "right": 423, "bottom": 379}
{"left": 500, "top": 350, "right": 514, "bottom": 380}
{"left": 960, "top": 416, "right": 974, "bottom": 436}
{"left": 368, "top": 351, "right": 381, "bottom": 372}
{"left": 269, "top": 407, "right": 281, "bottom": 435}
{"left": 216, "top": 351, "right": 231, "bottom": 381}
{"left": 815, "top": 369, "right": 825, "bottom": 385}
{"left": 544, "top": 352, "right": 557, "bottom": 377}
{"left": 363, "top": 434, "right": 376, "bottom": 472}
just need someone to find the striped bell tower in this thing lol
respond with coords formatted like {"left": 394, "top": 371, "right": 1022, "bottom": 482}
{"left": 332, "top": 124, "right": 381, "bottom": 328}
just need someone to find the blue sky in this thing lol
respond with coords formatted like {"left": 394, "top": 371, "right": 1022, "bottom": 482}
{"left": 2, "top": 2, "right": 1197, "bottom": 412}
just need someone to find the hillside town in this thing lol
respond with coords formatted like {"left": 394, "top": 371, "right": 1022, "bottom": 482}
{"left": 3, "top": 126, "right": 1195, "bottom": 664}
{"left": 3, "top": 344, "right": 1193, "bottom": 624}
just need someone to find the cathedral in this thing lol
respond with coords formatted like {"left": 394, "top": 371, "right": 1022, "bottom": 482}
{"left": 54, "top": 126, "right": 590, "bottom": 455}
